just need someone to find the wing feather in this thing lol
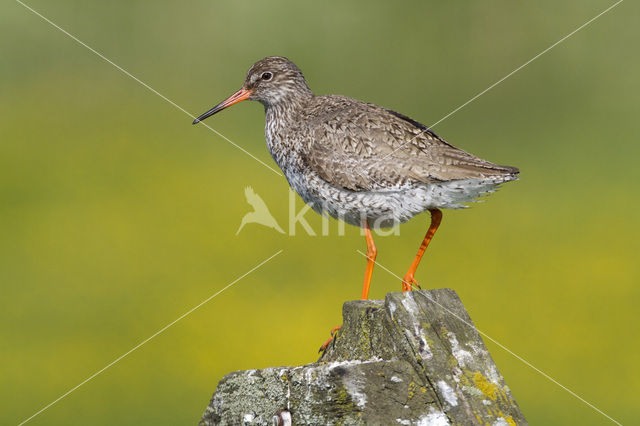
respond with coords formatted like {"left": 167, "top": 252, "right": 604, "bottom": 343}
{"left": 300, "top": 96, "right": 518, "bottom": 192}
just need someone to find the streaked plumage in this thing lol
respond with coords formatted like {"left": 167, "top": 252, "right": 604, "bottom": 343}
{"left": 242, "top": 57, "right": 519, "bottom": 228}
{"left": 193, "top": 56, "right": 519, "bottom": 318}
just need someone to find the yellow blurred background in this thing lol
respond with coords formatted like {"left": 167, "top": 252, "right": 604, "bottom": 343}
{"left": 1, "top": 1, "right": 638, "bottom": 424}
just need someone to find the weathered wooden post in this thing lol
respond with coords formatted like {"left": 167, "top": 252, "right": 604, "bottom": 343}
{"left": 199, "top": 289, "right": 526, "bottom": 425}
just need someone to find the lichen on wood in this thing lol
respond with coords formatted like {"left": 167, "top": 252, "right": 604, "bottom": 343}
{"left": 200, "top": 289, "right": 527, "bottom": 425}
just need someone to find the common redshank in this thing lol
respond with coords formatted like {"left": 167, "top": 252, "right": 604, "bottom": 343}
{"left": 193, "top": 56, "right": 518, "bottom": 346}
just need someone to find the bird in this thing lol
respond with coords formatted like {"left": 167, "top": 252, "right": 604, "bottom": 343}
{"left": 236, "top": 186, "right": 285, "bottom": 235}
{"left": 193, "top": 56, "right": 518, "bottom": 349}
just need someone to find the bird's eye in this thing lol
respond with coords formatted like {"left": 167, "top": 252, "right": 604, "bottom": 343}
{"left": 261, "top": 72, "right": 273, "bottom": 81}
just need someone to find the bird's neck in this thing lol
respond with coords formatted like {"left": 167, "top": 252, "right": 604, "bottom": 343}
{"left": 264, "top": 92, "right": 313, "bottom": 133}
{"left": 263, "top": 93, "right": 314, "bottom": 173}
{"left": 265, "top": 90, "right": 312, "bottom": 116}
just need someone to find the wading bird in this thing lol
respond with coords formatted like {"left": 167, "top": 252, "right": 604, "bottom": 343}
{"left": 193, "top": 56, "right": 518, "bottom": 349}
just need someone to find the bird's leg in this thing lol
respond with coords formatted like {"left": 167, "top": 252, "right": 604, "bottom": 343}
{"left": 320, "top": 221, "right": 377, "bottom": 353}
{"left": 318, "top": 325, "right": 342, "bottom": 353}
{"left": 402, "top": 209, "right": 442, "bottom": 291}
{"left": 361, "top": 221, "right": 377, "bottom": 300}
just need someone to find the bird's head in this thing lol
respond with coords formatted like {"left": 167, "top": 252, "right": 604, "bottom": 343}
{"left": 193, "top": 56, "right": 312, "bottom": 124}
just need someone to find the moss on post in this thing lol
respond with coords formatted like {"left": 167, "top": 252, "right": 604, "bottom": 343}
{"left": 200, "top": 289, "right": 527, "bottom": 425}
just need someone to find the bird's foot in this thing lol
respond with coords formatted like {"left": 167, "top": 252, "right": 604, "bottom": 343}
{"left": 402, "top": 273, "right": 421, "bottom": 292}
{"left": 318, "top": 325, "right": 342, "bottom": 353}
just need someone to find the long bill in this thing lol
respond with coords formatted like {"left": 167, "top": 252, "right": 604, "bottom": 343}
{"left": 192, "top": 88, "right": 252, "bottom": 124}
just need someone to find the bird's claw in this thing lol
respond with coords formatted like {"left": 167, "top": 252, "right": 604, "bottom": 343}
{"left": 318, "top": 325, "right": 342, "bottom": 353}
{"left": 402, "top": 274, "right": 420, "bottom": 292}
{"left": 318, "top": 339, "right": 332, "bottom": 353}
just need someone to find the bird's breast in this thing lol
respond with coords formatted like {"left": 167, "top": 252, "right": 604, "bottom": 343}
{"left": 264, "top": 116, "right": 306, "bottom": 170}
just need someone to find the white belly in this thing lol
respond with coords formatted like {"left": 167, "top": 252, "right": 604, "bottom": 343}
{"left": 285, "top": 167, "right": 515, "bottom": 228}
{"left": 266, "top": 128, "right": 516, "bottom": 228}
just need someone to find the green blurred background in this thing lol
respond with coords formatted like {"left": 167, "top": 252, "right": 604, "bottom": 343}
{"left": 1, "top": 1, "right": 638, "bottom": 424}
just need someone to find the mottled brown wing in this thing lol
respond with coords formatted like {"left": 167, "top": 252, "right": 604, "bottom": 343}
{"left": 301, "top": 96, "right": 518, "bottom": 192}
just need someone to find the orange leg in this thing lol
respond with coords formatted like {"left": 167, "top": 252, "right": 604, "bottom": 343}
{"left": 402, "top": 209, "right": 442, "bottom": 291}
{"left": 318, "top": 325, "right": 342, "bottom": 353}
{"left": 320, "top": 221, "right": 377, "bottom": 353}
{"left": 361, "top": 220, "right": 377, "bottom": 300}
